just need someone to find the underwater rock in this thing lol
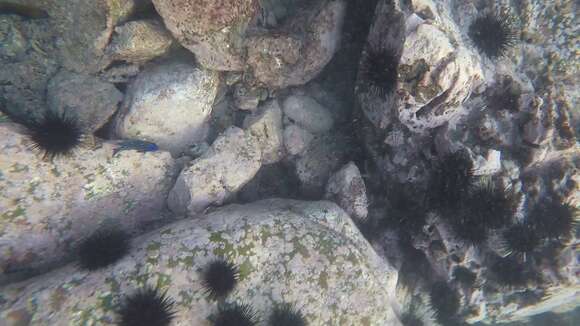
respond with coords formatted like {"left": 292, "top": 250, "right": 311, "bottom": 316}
{"left": 167, "top": 127, "right": 262, "bottom": 215}
{"left": 282, "top": 95, "right": 334, "bottom": 134}
{"left": 0, "top": 123, "right": 177, "bottom": 285}
{"left": 106, "top": 19, "right": 174, "bottom": 64}
{"left": 114, "top": 61, "right": 220, "bottom": 156}
{"left": 49, "top": 0, "right": 139, "bottom": 74}
{"left": 152, "top": 0, "right": 260, "bottom": 71}
{"left": 325, "top": 162, "right": 368, "bottom": 222}
{"left": 47, "top": 70, "right": 123, "bottom": 133}
{"left": 243, "top": 100, "right": 284, "bottom": 164}
{"left": 247, "top": 0, "right": 346, "bottom": 88}
{"left": 283, "top": 124, "right": 314, "bottom": 156}
{"left": 0, "top": 199, "right": 400, "bottom": 325}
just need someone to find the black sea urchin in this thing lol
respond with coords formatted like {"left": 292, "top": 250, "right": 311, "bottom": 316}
{"left": 212, "top": 303, "right": 259, "bottom": 326}
{"left": 118, "top": 287, "right": 176, "bottom": 326}
{"left": 489, "top": 256, "right": 538, "bottom": 288}
{"left": 468, "top": 8, "right": 518, "bottom": 59}
{"left": 202, "top": 259, "right": 240, "bottom": 300}
{"left": 268, "top": 304, "right": 307, "bottom": 326}
{"left": 359, "top": 46, "right": 399, "bottom": 98}
{"left": 529, "top": 199, "right": 578, "bottom": 240}
{"left": 429, "top": 281, "right": 460, "bottom": 323}
{"left": 502, "top": 222, "right": 541, "bottom": 258}
{"left": 428, "top": 150, "right": 475, "bottom": 212}
{"left": 77, "top": 229, "right": 130, "bottom": 271}
{"left": 462, "top": 182, "right": 516, "bottom": 229}
{"left": 27, "top": 110, "right": 84, "bottom": 160}
{"left": 452, "top": 266, "right": 477, "bottom": 287}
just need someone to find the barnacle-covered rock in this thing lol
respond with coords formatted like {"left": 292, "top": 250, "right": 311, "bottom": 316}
{"left": 152, "top": 0, "right": 260, "bottom": 71}
{"left": 167, "top": 127, "right": 262, "bottom": 215}
{"left": 114, "top": 61, "right": 220, "bottom": 156}
{"left": 0, "top": 199, "right": 401, "bottom": 325}
{"left": 0, "top": 123, "right": 177, "bottom": 285}
{"left": 46, "top": 70, "right": 123, "bottom": 133}
{"left": 325, "top": 162, "right": 369, "bottom": 222}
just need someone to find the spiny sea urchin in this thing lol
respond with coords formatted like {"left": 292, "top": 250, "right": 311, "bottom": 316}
{"left": 429, "top": 281, "right": 460, "bottom": 323}
{"left": 359, "top": 45, "right": 399, "bottom": 98}
{"left": 428, "top": 150, "right": 475, "bottom": 212}
{"left": 77, "top": 229, "right": 130, "bottom": 271}
{"left": 211, "top": 303, "right": 259, "bottom": 326}
{"left": 268, "top": 304, "right": 307, "bottom": 326}
{"left": 202, "top": 259, "right": 240, "bottom": 300}
{"left": 501, "top": 222, "right": 541, "bottom": 258}
{"left": 529, "top": 199, "right": 578, "bottom": 240}
{"left": 468, "top": 7, "right": 518, "bottom": 59}
{"left": 452, "top": 266, "right": 477, "bottom": 287}
{"left": 489, "top": 256, "right": 539, "bottom": 288}
{"left": 118, "top": 287, "right": 176, "bottom": 326}
{"left": 26, "top": 110, "right": 84, "bottom": 160}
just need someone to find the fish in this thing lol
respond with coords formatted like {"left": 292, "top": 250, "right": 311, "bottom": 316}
{"left": 113, "top": 140, "right": 159, "bottom": 157}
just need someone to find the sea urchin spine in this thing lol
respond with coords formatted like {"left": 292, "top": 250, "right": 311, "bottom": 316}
{"left": 268, "top": 304, "right": 307, "bottom": 326}
{"left": 358, "top": 45, "right": 399, "bottom": 98}
{"left": 27, "top": 109, "right": 84, "bottom": 160}
{"left": 212, "top": 303, "right": 259, "bottom": 326}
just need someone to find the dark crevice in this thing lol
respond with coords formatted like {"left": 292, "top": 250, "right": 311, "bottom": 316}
{"left": 0, "top": 3, "right": 49, "bottom": 19}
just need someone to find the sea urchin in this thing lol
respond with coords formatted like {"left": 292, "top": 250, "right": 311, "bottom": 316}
{"left": 212, "top": 303, "right": 259, "bottom": 326}
{"left": 359, "top": 46, "right": 399, "bottom": 98}
{"left": 268, "top": 304, "right": 307, "bottom": 326}
{"left": 429, "top": 281, "right": 460, "bottom": 323}
{"left": 118, "top": 287, "right": 176, "bottom": 326}
{"left": 502, "top": 222, "right": 541, "bottom": 258}
{"left": 529, "top": 199, "right": 578, "bottom": 240}
{"left": 26, "top": 110, "right": 84, "bottom": 160}
{"left": 77, "top": 229, "right": 130, "bottom": 271}
{"left": 468, "top": 8, "right": 518, "bottom": 59}
{"left": 428, "top": 150, "right": 475, "bottom": 212}
{"left": 202, "top": 259, "right": 240, "bottom": 300}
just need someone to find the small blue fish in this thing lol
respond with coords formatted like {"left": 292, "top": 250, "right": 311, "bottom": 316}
{"left": 113, "top": 139, "right": 159, "bottom": 157}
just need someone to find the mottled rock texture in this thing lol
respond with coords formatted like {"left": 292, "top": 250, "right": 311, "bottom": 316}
{"left": 0, "top": 123, "right": 177, "bottom": 284}
{"left": 0, "top": 200, "right": 401, "bottom": 326}
{"left": 243, "top": 100, "right": 284, "bottom": 164}
{"left": 325, "top": 162, "right": 369, "bottom": 222}
{"left": 106, "top": 19, "right": 174, "bottom": 64}
{"left": 114, "top": 61, "right": 220, "bottom": 155}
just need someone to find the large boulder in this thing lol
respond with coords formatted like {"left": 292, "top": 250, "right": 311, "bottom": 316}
{"left": 0, "top": 199, "right": 401, "bottom": 326}
{"left": 114, "top": 61, "right": 220, "bottom": 155}
{"left": 47, "top": 70, "right": 123, "bottom": 133}
{"left": 0, "top": 123, "right": 177, "bottom": 284}
{"left": 167, "top": 127, "right": 262, "bottom": 215}
{"left": 151, "top": 0, "right": 260, "bottom": 71}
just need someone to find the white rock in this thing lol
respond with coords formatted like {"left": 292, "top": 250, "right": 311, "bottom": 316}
{"left": 284, "top": 124, "right": 314, "bottom": 156}
{"left": 114, "top": 62, "right": 220, "bottom": 155}
{"left": 325, "top": 162, "right": 369, "bottom": 221}
{"left": 473, "top": 150, "right": 502, "bottom": 176}
{"left": 243, "top": 100, "right": 284, "bottom": 164}
{"left": 167, "top": 127, "right": 262, "bottom": 215}
{"left": 282, "top": 95, "right": 334, "bottom": 133}
{"left": 46, "top": 70, "right": 123, "bottom": 132}
{"left": 0, "top": 123, "right": 177, "bottom": 284}
{"left": 0, "top": 199, "right": 400, "bottom": 326}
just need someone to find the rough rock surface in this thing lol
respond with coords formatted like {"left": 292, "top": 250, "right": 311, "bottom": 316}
{"left": 167, "top": 127, "right": 262, "bottom": 215}
{"left": 152, "top": 0, "right": 260, "bottom": 71}
{"left": 247, "top": 0, "right": 346, "bottom": 88}
{"left": 0, "top": 123, "right": 177, "bottom": 284}
{"left": 46, "top": 70, "right": 123, "bottom": 132}
{"left": 282, "top": 95, "right": 334, "bottom": 134}
{"left": 243, "top": 100, "right": 284, "bottom": 164}
{"left": 106, "top": 19, "right": 174, "bottom": 64}
{"left": 114, "top": 61, "right": 220, "bottom": 155}
{"left": 325, "top": 162, "right": 369, "bottom": 222}
{"left": 0, "top": 200, "right": 401, "bottom": 326}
